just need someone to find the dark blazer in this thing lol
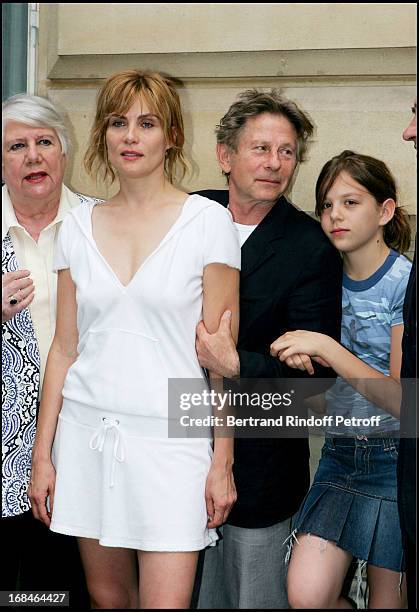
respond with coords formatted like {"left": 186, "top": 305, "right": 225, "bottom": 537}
{"left": 398, "top": 242, "right": 416, "bottom": 544}
{"left": 197, "top": 190, "right": 343, "bottom": 528}
{"left": 400, "top": 242, "right": 416, "bottom": 381}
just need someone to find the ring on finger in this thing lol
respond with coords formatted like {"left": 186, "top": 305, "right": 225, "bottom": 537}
{"left": 9, "top": 290, "right": 21, "bottom": 306}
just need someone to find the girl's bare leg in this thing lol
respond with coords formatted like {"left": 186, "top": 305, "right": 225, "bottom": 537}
{"left": 367, "top": 564, "right": 407, "bottom": 609}
{"left": 77, "top": 537, "right": 138, "bottom": 609}
{"left": 138, "top": 551, "right": 198, "bottom": 609}
{"left": 287, "top": 533, "right": 354, "bottom": 609}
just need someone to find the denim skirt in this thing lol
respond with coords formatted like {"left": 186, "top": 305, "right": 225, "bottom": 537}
{"left": 293, "top": 436, "right": 404, "bottom": 571}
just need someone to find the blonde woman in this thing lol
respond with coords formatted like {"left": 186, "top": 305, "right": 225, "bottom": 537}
{"left": 29, "top": 71, "right": 240, "bottom": 609}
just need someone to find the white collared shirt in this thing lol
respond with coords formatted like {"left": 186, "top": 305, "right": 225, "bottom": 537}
{"left": 2, "top": 184, "right": 81, "bottom": 389}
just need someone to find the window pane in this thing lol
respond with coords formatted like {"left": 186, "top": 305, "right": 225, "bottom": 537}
{"left": 2, "top": 3, "right": 28, "bottom": 101}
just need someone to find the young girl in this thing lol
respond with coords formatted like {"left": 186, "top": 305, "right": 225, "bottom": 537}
{"left": 28, "top": 71, "right": 240, "bottom": 609}
{"left": 270, "top": 150, "right": 411, "bottom": 609}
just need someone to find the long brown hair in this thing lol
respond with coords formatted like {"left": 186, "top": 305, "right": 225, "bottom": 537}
{"left": 315, "top": 150, "right": 411, "bottom": 253}
{"left": 84, "top": 70, "right": 188, "bottom": 184}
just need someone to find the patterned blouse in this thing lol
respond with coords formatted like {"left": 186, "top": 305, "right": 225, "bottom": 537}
{"left": 2, "top": 191, "right": 97, "bottom": 517}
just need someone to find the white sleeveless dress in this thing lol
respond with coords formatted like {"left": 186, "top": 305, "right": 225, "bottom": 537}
{"left": 49, "top": 195, "right": 240, "bottom": 551}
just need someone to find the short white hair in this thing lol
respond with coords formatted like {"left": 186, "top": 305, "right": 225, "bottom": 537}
{"left": 2, "top": 94, "right": 70, "bottom": 155}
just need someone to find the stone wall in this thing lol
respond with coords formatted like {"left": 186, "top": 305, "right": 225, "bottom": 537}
{"left": 37, "top": 3, "right": 417, "bottom": 213}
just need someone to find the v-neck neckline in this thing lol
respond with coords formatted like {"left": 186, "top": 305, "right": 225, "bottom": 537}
{"left": 89, "top": 194, "right": 192, "bottom": 290}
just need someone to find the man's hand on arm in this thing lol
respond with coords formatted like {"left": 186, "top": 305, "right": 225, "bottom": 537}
{"left": 196, "top": 310, "right": 240, "bottom": 379}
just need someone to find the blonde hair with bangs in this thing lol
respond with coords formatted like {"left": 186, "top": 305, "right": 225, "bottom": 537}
{"left": 84, "top": 70, "right": 187, "bottom": 184}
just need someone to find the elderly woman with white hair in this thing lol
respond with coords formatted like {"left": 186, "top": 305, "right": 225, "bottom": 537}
{"left": 2, "top": 93, "right": 93, "bottom": 600}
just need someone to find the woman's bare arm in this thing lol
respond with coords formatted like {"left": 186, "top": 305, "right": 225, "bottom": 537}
{"left": 202, "top": 262, "right": 239, "bottom": 528}
{"left": 29, "top": 269, "right": 79, "bottom": 525}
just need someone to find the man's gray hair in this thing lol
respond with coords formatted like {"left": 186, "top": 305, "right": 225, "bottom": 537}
{"left": 2, "top": 93, "right": 70, "bottom": 155}
{"left": 215, "top": 89, "right": 314, "bottom": 162}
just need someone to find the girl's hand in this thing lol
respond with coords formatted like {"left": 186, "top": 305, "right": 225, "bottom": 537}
{"left": 270, "top": 331, "right": 329, "bottom": 365}
{"left": 284, "top": 353, "right": 331, "bottom": 372}
{"left": 205, "top": 462, "right": 237, "bottom": 528}
{"left": 284, "top": 353, "right": 315, "bottom": 375}
{"left": 28, "top": 457, "right": 56, "bottom": 527}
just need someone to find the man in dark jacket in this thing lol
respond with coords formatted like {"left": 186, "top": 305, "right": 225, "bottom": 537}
{"left": 398, "top": 100, "right": 416, "bottom": 609}
{"left": 193, "top": 89, "right": 342, "bottom": 608}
